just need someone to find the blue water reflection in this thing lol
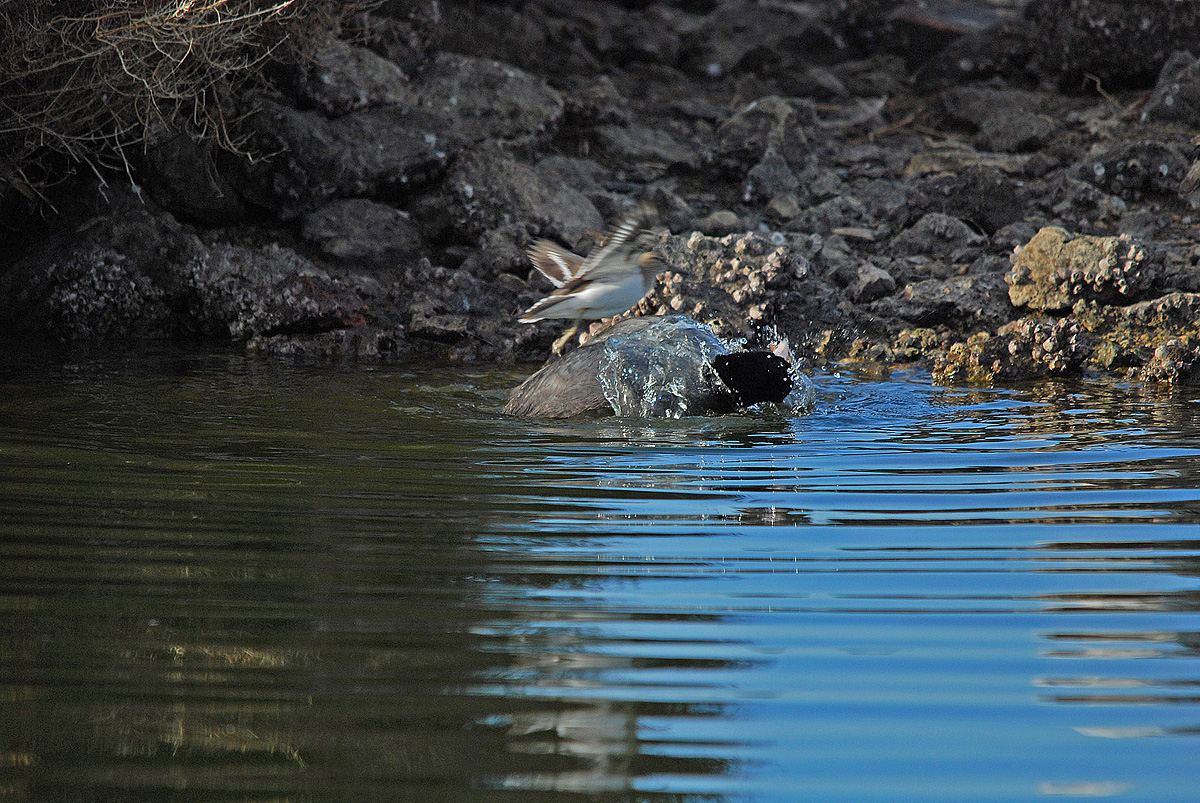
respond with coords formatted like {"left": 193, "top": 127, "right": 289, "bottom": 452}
{"left": 0, "top": 357, "right": 1198, "bottom": 801}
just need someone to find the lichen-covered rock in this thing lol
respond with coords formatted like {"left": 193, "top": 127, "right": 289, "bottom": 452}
{"left": 1114, "top": 291, "right": 1200, "bottom": 330}
{"left": 186, "top": 243, "right": 372, "bottom": 340}
{"left": 1007, "top": 227, "right": 1159, "bottom": 312}
{"left": 630, "top": 229, "right": 822, "bottom": 341}
{"left": 246, "top": 327, "right": 408, "bottom": 361}
{"left": 0, "top": 246, "right": 171, "bottom": 340}
{"left": 1070, "top": 293, "right": 1200, "bottom": 377}
{"left": 1140, "top": 336, "right": 1200, "bottom": 385}
{"left": 891, "top": 327, "right": 945, "bottom": 362}
{"left": 0, "top": 186, "right": 392, "bottom": 348}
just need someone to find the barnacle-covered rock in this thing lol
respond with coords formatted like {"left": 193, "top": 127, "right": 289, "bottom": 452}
{"left": 1007, "top": 227, "right": 1159, "bottom": 312}
{"left": 642, "top": 230, "right": 808, "bottom": 331}
{"left": 1140, "top": 336, "right": 1200, "bottom": 386}
{"left": 934, "top": 316, "right": 1091, "bottom": 383}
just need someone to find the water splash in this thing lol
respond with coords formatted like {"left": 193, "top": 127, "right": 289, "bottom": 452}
{"left": 597, "top": 315, "right": 813, "bottom": 417}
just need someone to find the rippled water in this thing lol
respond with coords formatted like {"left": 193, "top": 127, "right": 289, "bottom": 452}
{"left": 1, "top": 348, "right": 1199, "bottom": 802}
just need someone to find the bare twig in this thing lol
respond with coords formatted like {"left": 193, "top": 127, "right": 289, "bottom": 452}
{"left": 0, "top": 0, "right": 355, "bottom": 196}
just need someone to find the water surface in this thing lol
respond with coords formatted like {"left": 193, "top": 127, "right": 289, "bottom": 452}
{"left": 1, "top": 350, "right": 1198, "bottom": 801}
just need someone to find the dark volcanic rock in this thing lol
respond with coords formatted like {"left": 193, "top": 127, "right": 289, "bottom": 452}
{"left": 908, "top": 165, "right": 1028, "bottom": 235}
{"left": 298, "top": 37, "right": 415, "bottom": 118}
{"left": 890, "top": 213, "right": 985, "bottom": 258}
{"left": 1075, "top": 141, "right": 1190, "bottom": 201}
{"left": 399, "top": 258, "right": 530, "bottom": 362}
{"left": 938, "top": 86, "right": 1063, "bottom": 153}
{"left": 300, "top": 199, "right": 427, "bottom": 270}
{"left": 789, "top": 195, "right": 873, "bottom": 235}
{"left": 1026, "top": 0, "right": 1200, "bottom": 88}
{"left": 917, "top": 17, "right": 1038, "bottom": 90}
{"left": 243, "top": 55, "right": 562, "bottom": 218}
{"left": 715, "top": 96, "right": 814, "bottom": 171}
{"left": 243, "top": 100, "right": 465, "bottom": 218}
{"left": 559, "top": 75, "right": 634, "bottom": 127}
{"left": 422, "top": 142, "right": 602, "bottom": 272}
{"left": 681, "top": 1, "right": 845, "bottom": 80}
{"left": 0, "top": 182, "right": 399, "bottom": 352}
{"left": 414, "top": 53, "right": 563, "bottom": 144}
{"left": 7, "top": 0, "right": 1200, "bottom": 386}
{"left": 872, "top": 273, "right": 1010, "bottom": 329}
{"left": 1142, "top": 51, "right": 1200, "bottom": 127}
{"left": 847, "top": 264, "right": 896, "bottom": 304}
{"left": 140, "top": 136, "right": 247, "bottom": 225}
{"left": 744, "top": 150, "right": 800, "bottom": 203}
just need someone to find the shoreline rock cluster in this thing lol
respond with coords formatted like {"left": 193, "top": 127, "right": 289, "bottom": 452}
{"left": 2, "top": 0, "right": 1199, "bottom": 386}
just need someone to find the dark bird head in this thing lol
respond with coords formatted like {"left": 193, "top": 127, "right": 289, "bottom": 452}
{"left": 712, "top": 351, "right": 794, "bottom": 407}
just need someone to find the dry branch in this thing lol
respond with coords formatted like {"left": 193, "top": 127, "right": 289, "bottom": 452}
{"left": 0, "top": 0, "right": 346, "bottom": 197}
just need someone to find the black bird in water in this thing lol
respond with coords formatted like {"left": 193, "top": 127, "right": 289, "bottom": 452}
{"left": 504, "top": 315, "right": 798, "bottom": 419}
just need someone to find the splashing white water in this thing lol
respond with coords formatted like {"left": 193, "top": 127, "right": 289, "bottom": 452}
{"left": 597, "top": 316, "right": 813, "bottom": 417}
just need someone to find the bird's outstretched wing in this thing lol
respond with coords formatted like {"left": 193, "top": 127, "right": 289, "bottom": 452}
{"left": 577, "top": 207, "right": 659, "bottom": 282}
{"left": 526, "top": 240, "right": 586, "bottom": 288}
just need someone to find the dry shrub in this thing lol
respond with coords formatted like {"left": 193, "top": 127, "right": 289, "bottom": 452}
{"left": 0, "top": 0, "right": 367, "bottom": 200}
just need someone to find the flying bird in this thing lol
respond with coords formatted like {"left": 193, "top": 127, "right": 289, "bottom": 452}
{"left": 519, "top": 208, "right": 665, "bottom": 355}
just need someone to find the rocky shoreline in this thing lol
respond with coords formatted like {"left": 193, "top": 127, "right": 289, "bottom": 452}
{"left": 2, "top": 0, "right": 1199, "bottom": 386}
